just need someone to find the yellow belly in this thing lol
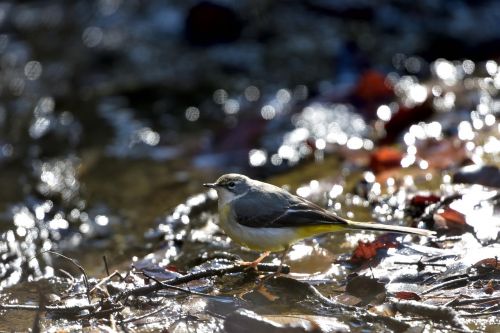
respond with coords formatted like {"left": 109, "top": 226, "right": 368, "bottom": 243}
{"left": 217, "top": 204, "right": 344, "bottom": 252}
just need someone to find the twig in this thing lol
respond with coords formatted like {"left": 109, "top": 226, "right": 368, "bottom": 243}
{"left": 76, "top": 304, "right": 124, "bottom": 319}
{"left": 115, "top": 263, "right": 288, "bottom": 301}
{"left": 110, "top": 312, "right": 118, "bottom": 332}
{"left": 431, "top": 236, "right": 465, "bottom": 243}
{"left": 42, "top": 251, "right": 91, "bottom": 304}
{"left": 138, "top": 270, "right": 225, "bottom": 299}
{"left": 392, "top": 300, "right": 470, "bottom": 332}
{"left": 393, "top": 260, "right": 447, "bottom": 271}
{"left": 303, "top": 283, "right": 354, "bottom": 311}
{"left": 460, "top": 309, "right": 500, "bottom": 317}
{"left": 447, "top": 295, "right": 500, "bottom": 307}
{"left": 421, "top": 277, "right": 469, "bottom": 295}
{"left": 103, "top": 256, "right": 110, "bottom": 276}
{"left": 89, "top": 271, "right": 125, "bottom": 295}
{"left": 419, "top": 194, "right": 463, "bottom": 225}
{"left": 301, "top": 281, "right": 411, "bottom": 332}
{"left": 58, "top": 268, "right": 76, "bottom": 295}
{"left": 119, "top": 304, "right": 171, "bottom": 324}
{"left": 0, "top": 262, "right": 287, "bottom": 318}
{"left": 32, "top": 286, "right": 45, "bottom": 333}
{"left": 0, "top": 303, "right": 98, "bottom": 314}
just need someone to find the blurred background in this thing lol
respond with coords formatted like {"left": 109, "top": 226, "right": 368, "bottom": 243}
{"left": 1, "top": 0, "right": 500, "bottom": 297}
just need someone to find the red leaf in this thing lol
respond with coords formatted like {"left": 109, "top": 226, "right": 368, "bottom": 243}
{"left": 410, "top": 194, "right": 441, "bottom": 207}
{"left": 382, "top": 103, "right": 434, "bottom": 144}
{"left": 165, "top": 264, "right": 179, "bottom": 272}
{"left": 354, "top": 70, "right": 393, "bottom": 102}
{"left": 350, "top": 239, "right": 399, "bottom": 264}
{"left": 433, "top": 208, "right": 467, "bottom": 234}
{"left": 394, "top": 291, "right": 421, "bottom": 301}
{"left": 472, "top": 258, "right": 500, "bottom": 273}
{"left": 369, "top": 146, "right": 403, "bottom": 174}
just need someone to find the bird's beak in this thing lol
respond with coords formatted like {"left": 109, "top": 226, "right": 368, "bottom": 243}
{"left": 203, "top": 182, "right": 217, "bottom": 188}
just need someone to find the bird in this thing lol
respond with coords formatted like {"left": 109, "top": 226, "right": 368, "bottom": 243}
{"left": 203, "top": 173, "right": 435, "bottom": 269}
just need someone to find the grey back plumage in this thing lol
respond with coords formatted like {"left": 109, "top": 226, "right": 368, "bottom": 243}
{"left": 232, "top": 179, "right": 348, "bottom": 228}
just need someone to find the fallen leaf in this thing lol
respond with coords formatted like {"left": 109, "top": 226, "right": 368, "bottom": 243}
{"left": 335, "top": 293, "right": 363, "bottom": 306}
{"left": 407, "top": 193, "right": 442, "bottom": 218}
{"left": 471, "top": 257, "right": 500, "bottom": 275}
{"left": 410, "top": 194, "right": 441, "bottom": 207}
{"left": 350, "top": 239, "right": 399, "bottom": 264}
{"left": 369, "top": 146, "right": 403, "bottom": 174}
{"left": 416, "top": 138, "right": 467, "bottom": 170}
{"left": 382, "top": 103, "right": 434, "bottom": 143}
{"left": 453, "top": 165, "right": 500, "bottom": 188}
{"left": 433, "top": 208, "right": 469, "bottom": 235}
{"left": 345, "top": 275, "right": 386, "bottom": 305}
{"left": 354, "top": 70, "right": 393, "bottom": 102}
{"left": 394, "top": 291, "right": 421, "bottom": 301}
{"left": 165, "top": 264, "right": 179, "bottom": 272}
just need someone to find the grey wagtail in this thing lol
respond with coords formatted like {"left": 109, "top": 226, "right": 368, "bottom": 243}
{"left": 204, "top": 173, "right": 435, "bottom": 267}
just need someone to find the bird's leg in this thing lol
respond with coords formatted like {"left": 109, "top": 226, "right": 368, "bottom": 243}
{"left": 254, "top": 246, "right": 290, "bottom": 301}
{"left": 257, "top": 247, "right": 290, "bottom": 284}
{"left": 239, "top": 251, "right": 270, "bottom": 269}
{"left": 275, "top": 246, "right": 290, "bottom": 276}
{"left": 262, "top": 246, "right": 289, "bottom": 280}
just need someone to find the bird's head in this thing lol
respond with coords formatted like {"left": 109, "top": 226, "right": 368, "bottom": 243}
{"left": 203, "top": 173, "right": 251, "bottom": 204}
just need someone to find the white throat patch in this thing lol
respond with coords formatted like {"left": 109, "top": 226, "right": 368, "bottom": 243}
{"left": 216, "top": 188, "right": 248, "bottom": 207}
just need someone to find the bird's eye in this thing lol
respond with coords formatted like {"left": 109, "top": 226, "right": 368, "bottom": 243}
{"left": 228, "top": 181, "right": 236, "bottom": 189}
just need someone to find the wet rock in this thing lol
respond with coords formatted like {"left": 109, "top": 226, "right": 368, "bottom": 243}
{"left": 452, "top": 165, "right": 500, "bottom": 188}
{"left": 345, "top": 275, "right": 386, "bottom": 305}
{"left": 382, "top": 103, "right": 434, "bottom": 143}
{"left": 185, "top": 1, "right": 242, "bottom": 46}
{"left": 224, "top": 309, "right": 348, "bottom": 333}
{"left": 416, "top": 138, "right": 467, "bottom": 169}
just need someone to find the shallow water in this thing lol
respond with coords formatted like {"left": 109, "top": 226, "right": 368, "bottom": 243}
{"left": 1, "top": 1, "right": 500, "bottom": 332}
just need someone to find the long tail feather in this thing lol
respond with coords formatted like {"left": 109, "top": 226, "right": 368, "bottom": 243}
{"left": 346, "top": 221, "right": 435, "bottom": 237}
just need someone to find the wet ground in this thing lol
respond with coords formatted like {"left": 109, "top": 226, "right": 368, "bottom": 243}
{"left": 1, "top": 1, "right": 500, "bottom": 332}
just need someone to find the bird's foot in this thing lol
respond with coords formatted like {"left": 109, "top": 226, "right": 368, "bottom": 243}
{"left": 238, "top": 251, "right": 271, "bottom": 270}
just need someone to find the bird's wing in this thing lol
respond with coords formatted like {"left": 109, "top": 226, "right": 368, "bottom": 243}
{"left": 233, "top": 189, "right": 348, "bottom": 228}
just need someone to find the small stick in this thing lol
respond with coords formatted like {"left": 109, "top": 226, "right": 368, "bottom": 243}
{"left": 0, "top": 262, "right": 287, "bottom": 317}
{"left": 392, "top": 300, "right": 470, "bottom": 332}
{"left": 119, "top": 304, "right": 171, "bottom": 324}
{"left": 460, "top": 309, "right": 500, "bottom": 317}
{"left": 41, "top": 251, "right": 92, "bottom": 305}
{"left": 89, "top": 271, "right": 125, "bottom": 294}
{"left": 115, "top": 263, "right": 289, "bottom": 301}
{"left": 138, "top": 270, "right": 225, "bottom": 299}
{"left": 103, "top": 256, "right": 110, "bottom": 276}
{"left": 421, "top": 277, "right": 469, "bottom": 295}
{"left": 0, "top": 303, "right": 98, "bottom": 314}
